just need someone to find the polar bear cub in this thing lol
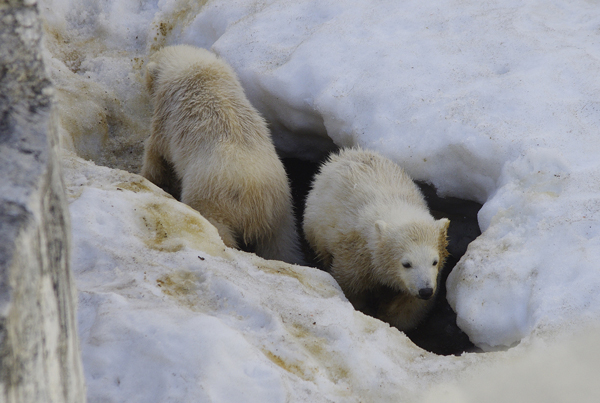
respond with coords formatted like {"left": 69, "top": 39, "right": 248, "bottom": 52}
{"left": 142, "top": 45, "right": 303, "bottom": 264}
{"left": 303, "top": 148, "right": 449, "bottom": 330}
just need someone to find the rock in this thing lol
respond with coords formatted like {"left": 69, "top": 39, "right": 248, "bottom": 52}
{"left": 0, "top": 1, "right": 85, "bottom": 402}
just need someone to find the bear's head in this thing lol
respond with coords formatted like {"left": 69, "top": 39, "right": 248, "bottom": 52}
{"left": 372, "top": 218, "right": 450, "bottom": 299}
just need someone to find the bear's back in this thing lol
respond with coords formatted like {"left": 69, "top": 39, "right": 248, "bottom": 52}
{"left": 149, "top": 45, "right": 269, "bottom": 149}
{"left": 321, "top": 148, "right": 426, "bottom": 211}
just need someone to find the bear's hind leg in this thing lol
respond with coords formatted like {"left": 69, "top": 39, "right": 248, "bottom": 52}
{"left": 205, "top": 218, "right": 239, "bottom": 250}
{"left": 141, "top": 138, "right": 170, "bottom": 189}
{"left": 181, "top": 189, "right": 239, "bottom": 250}
{"left": 254, "top": 212, "right": 304, "bottom": 265}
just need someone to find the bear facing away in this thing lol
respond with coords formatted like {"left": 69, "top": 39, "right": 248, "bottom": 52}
{"left": 142, "top": 45, "right": 303, "bottom": 264}
{"left": 303, "top": 148, "right": 450, "bottom": 330}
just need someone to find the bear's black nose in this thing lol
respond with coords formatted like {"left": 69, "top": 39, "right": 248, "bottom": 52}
{"left": 418, "top": 287, "right": 434, "bottom": 300}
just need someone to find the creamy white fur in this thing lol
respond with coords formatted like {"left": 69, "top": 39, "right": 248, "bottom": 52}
{"left": 142, "top": 45, "right": 303, "bottom": 264}
{"left": 303, "top": 148, "right": 449, "bottom": 330}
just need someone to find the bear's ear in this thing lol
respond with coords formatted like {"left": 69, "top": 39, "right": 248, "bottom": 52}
{"left": 437, "top": 218, "right": 450, "bottom": 235}
{"left": 436, "top": 218, "right": 450, "bottom": 261}
{"left": 375, "top": 220, "right": 387, "bottom": 239}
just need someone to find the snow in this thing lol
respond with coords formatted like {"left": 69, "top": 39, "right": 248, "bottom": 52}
{"left": 37, "top": 0, "right": 600, "bottom": 400}
{"left": 422, "top": 328, "right": 600, "bottom": 403}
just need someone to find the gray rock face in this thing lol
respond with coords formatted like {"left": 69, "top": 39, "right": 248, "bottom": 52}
{"left": 0, "top": 1, "right": 85, "bottom": 402}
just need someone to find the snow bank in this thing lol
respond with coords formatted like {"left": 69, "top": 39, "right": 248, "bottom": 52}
{"left": 423, "top": 328, "right": 600, "bottom": 403}
{"left": 63, "top": 154, "right": 600, "bottom": 401}
{"left": 63, "top": 155, "right": 473, "bottom": 402}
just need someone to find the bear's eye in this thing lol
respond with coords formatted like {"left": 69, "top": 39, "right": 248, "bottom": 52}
{"left": 402, "top": 262, "right": 412, "bottom": 269}
{"left": 432, "top": 260, "right": 438, "bottom": 266}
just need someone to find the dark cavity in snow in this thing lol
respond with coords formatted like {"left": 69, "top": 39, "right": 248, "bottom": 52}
{"left": 283, "top": 157, "right": 482, "bottom": 356}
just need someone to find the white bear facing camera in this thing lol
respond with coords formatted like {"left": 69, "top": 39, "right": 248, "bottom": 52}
{"left": 142, "top": 45, "right": 303, "bottom": 265}
{"left": 303, "top": 148, "right": 450, "bottom": 330}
